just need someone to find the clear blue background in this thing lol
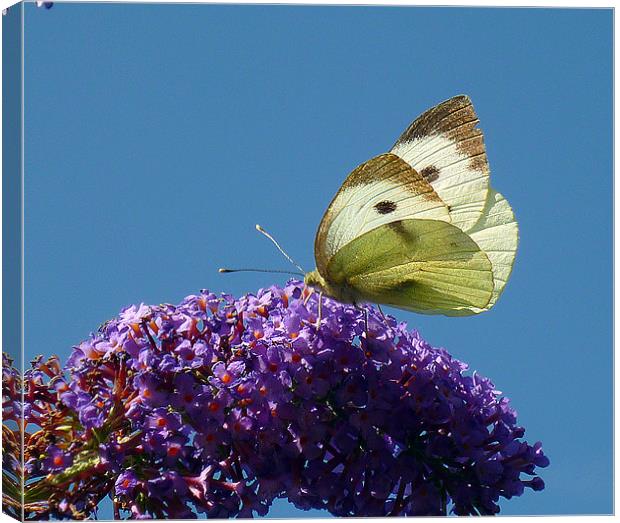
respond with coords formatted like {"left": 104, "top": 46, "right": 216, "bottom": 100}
{"left": 23, "top": 3, "right": 612, "bottom": 517}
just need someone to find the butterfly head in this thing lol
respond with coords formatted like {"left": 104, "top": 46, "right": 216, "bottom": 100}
{"left": 304, "top": 269, "right": 360, "bottom": 305}
{"left": 305, "top": 269, "right": 342, "bottom": 298}
{"left": 304, "top": 269, "right": 326, "bottom": 291}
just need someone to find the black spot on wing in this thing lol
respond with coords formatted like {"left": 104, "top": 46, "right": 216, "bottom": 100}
{"left": 374, "top": 200, "right": 397, "bottom": 215}
{"left": 420, "top": 165, "right": 439, "bottom": 183}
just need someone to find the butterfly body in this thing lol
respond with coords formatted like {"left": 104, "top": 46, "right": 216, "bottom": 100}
{"left": 306, "top": 95, "right": 518, "bottom": 316}
{"left": 304, "top": 270, "right": 361, "bottom": 305}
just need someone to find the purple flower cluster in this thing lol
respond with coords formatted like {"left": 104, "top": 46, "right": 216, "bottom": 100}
{"left": 5, "top": 281, "right": 548, "bottom": 519}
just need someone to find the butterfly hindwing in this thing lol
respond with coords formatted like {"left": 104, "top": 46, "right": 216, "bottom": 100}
{"left": 390, "top": 95, "right": 490, "bottom": 232}
{"left": 314, "top": 153, "right": 451, "bottom": 275}
{"left": 467, "top": 189, "right": 518, "bottom": 311}
{"left": 325, "top": 219, "right": 494, "bottom": 315}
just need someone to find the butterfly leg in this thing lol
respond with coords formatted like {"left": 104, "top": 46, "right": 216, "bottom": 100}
{"left": 377, "top": 303, "right": 387, "bottom": 321}
{"left": 303, "top": 285, "right": 315, "bottom": 306}
{"left": 316, "top": 291, "right": 323, "bottom": 328}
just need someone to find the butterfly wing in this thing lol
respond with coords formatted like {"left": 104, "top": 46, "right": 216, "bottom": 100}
{"left": 324, "top": 219, "right": 494, "bottom": 316}
{"left": 390, "top": 95, "right": 490, "bottom": 232}
{"left": 467, "top": 189, "right": 518, "bottom": 310}
{"left": 314, "top": 153, "right": 451, "bottom": 276}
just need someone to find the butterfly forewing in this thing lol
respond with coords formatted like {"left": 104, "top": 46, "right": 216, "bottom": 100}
{"left": 314, "top": 153, "right": 450, "bottom": 275}
{"left": 390, "top": 95, "right": 490, "bottom": 232}
{"left": 325, "top": 219, "right": 494, "bottom": 315}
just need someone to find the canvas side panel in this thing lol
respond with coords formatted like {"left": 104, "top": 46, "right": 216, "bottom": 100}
{"left": 2, "top": 3, "right": 24, "bottom": 521}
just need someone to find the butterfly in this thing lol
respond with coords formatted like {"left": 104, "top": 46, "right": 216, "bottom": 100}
{"left": 303, "top": 95, "right": 518, "bottom": 316}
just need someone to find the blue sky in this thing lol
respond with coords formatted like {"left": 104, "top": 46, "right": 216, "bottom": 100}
{"left": 22, "top": 3, "right": 612, "bottom": 517}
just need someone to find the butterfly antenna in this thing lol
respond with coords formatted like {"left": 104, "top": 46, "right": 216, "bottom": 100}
{"left": 255, "top": 224, "right": 305, "bottom": 273}
{"left": 218, "top": 268, "right": 304, "bottom": 277}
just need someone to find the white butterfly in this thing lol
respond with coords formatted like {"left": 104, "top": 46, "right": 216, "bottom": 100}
{"left": 304, "top": 95, "right": 518, "bottom": 316}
